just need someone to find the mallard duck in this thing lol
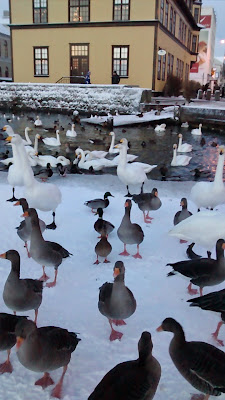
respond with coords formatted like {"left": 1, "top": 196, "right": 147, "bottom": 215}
{"left": 15, "top": 319, "right": 80, "bottom": 398}
{"left": 0, "top": 250, "right": 43, "bottom": 323}
{"left": 132, "top": 187, "right": 162, "bottom": 223}
{"left": 88, "top": 331, "right": 160, "bottom": 399}
{"left": 84, "top": 192, "right": 114, "bottom": 212}
{"left": 94, "top": 235, "right": 112, "bottom": 264}
{"left": 94, "top": 208, "right": 115, "bottom": 237}
{"left": 117, "top": 199, "right": 144, "bottom": 258}
{"left": 34, "top": 163, "right": 53, "bottom": 181}
{"left": 98, "top": 261, "right": 136, "bottom": 340}
{"left": 157, "top": 317, "right": 225, "bottom": 399}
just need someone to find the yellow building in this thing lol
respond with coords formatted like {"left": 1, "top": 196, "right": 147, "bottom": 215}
{"left": 9, "top": 0, "right": 201, "bottom": 92}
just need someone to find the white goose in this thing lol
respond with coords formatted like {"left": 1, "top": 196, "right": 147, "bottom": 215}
{"left": 171, "top": 144, "right": 192, "bottom": 167}
{"left": 155, "top": 123, "right": 166, "bottom": 133}
{"left": 191, "top": 123, "right": 202, "bottom": 136}
{"left": 190, "top": 146, "right": 225, "bottom": 210}
{"left": 34, "top": 116, "right": 42, "bottom": 127}
{"left": 11, "top": 135, "right": 62, "bottom": 229}
{"left": 5, "top": 135, "right": 24, "bottom": 201}
{"left": 76, "top": 148, "right": 113, "bottom": 170}
{"left": 108, "top": 132, "right": 119, "bottom": 154}
{"left": 42, "top": 130, "right": 61, "bottom": 146}
{"left": 177, "top": 134, "right": 192, "bottom": 153}
{"left": 66, "top": 124, "right": 77, "bottom": 138}
{"left": 115, "top": 138, "right": 157, "bottom": 196}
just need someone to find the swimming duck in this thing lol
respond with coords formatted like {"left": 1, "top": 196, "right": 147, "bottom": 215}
{"left": 157, "top": 317, "right": 225, "bottom": 399}
{"left": 188, "top": 289, "right": 225, "bottom": 346}
{"left": 23, "top": 208, "right": 72, "bottom": 287}
{"left": 0, "top": 313, "right": 28, "bottom": 374}
{"left": 84, "top": 192, "right": 114, "bottom": 212}
{"left": 191, "top": 123, "right": 202, "bottom": 135}
{"left": 190, "top": 146, "right": 225, "bottom": 211}
{"left": 154, "top": 123, "right": 166, "bottom": 132}
{"left": 42, "top": 130, "right": 61, "bottom": 146}
{"left": 94, "top": 208, "right": 115, "bottom": 237}
{"left": 34, "top": 163, "right": 53, "bottom": 181}
{"left": 15, "top": 319, "right": 80, "bottom": 398}
{"left": 117, "top": 199, "right": 144, "bottom": 258}
{"left": 132, "top": 187, "right": 162, "bottom": 223}
{"left": 14, "top": 198, "right": 46, "bottom": 257}
{"left": 88, "top": 331, "right": 160, "bottom": 399}
{"left": 177, "top": 134, "right": 192, "bottom": 153}
{"left": 94, "top": 235, "right": 112, "bottom": 264}
{"left": 171, "top": 144, "right": 192, "bottom": 167}
{"left": 167, "top": 239, "right": 225, "bottom": 296}
{"left": 173, "top": 198, "right": 192, "bottom": 226}
{"left": 66, "top": 124, "right": 77, "bottom": 138}
{"left": 0, "top": 250, "right": 43, "bottom": 323}
{"left": 98, "top": 261, "right": 136, "bottom": 341}
{"left": 34, "top": 116, "right": 42, "bottom": 127}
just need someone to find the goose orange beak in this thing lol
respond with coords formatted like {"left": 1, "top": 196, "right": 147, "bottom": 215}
{"left": 14, "top": 201, "right": 21, "bottom": 206}
{"left": 222, "top": 243, "right": 225, "bottom": 250}
{"left": 156, "top": 325, "right": 163, "bottom": 332}
{"left": 113, "top": 267, "right": 120, "bottom": 278}
{"left": 16, "top": 337, "right": 24, "bottom": 349}
{"left": 22, "top": 211, "right": 29, "bottom": 217}
{"left": 0, "top": 253, "right": 6, "bottom": 259}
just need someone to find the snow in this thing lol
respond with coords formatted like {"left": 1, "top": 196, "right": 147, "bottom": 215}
{"left": 0, "top": 173, "right": 225, "bottom": 400}
{"left": 185, "top": 100, "right": 225, "bottom": 110}
{"left": 0, "top": 24, "right": 10, "bottom": 36}
{"left": 81, "top": 110, "right": 174, "bottom": 127}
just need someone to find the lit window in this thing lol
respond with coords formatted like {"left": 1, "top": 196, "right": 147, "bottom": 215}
{"left": 33, "top": 0, "right": 48, "bottom": 23}
{"left": 112, "top": 46, "right": 129, "bottom": 77}
{"left": 34, "top": 47, "right": 49, "bottom": 76}
{"left": 69, "top": 0, "right": 90, "bottom": 22}
{"left": 113, "top": 0, "right": 130, "bottom": 21}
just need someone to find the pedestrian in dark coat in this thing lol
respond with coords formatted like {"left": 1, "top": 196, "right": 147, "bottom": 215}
{"left": 85, "top": 71, "right": 91, "bottom": 84}
{"left": 112, "top": 70, "right": 120, "bottom": 84}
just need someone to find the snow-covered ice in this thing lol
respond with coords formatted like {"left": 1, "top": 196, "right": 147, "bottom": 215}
{"left": 0, "top": 173, "right": 225, "bottom": 400}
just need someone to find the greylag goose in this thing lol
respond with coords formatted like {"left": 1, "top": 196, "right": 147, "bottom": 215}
{"left": 88, "top": 331, "right": 160, "bottom": 399}
{"left": 94, "top": 235, "right": 112, "bottom": 264}
{"left": 0, "top": 250, "right": 43, "bottom": 323}
{"left": 0, "top": 313, "right": 28, "bottom": 374}
{"left": 23, "top": 208, "right": 72, "bottom": 287}
{"left": 132, "top": 187, "right": 162, "bottom": 223}
{"left": 34, "top": 163, "right": 53, "bottom": 181}
{"left": 167, "top": 239, "right": 225, "bottom": 296}
{"left": 117, "top": 199, "right": 144, "bottom": 258}
{"left": 157, "top": 317, "right": 225, "bottom": 400}
{"left": 84, "top": 192, "right": 114, "bottom": 212}
{"left": 15, "top": 319, "right": 80, "bottom": 398}
{"left": 173, "top": 197, "right": 192, "bottom": 244}
{"left": 188, "top": 289, "right": 225, "bottom": 346}
{"left": 98, "top": 261, "right": 136, "bottom": 341}
{"left": 14, "top": 198, "right": 46, "bottom": 258}
{"left": 94, "top": 208, "right": 115, "bottom": 237}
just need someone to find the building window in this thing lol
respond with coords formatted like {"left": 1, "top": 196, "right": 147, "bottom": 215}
{"left": 194, "top": 7, "right": 199, "bottom": 23}
{"left": 34, "top": 47, "right": 49, "bottom": 76}
{"left": 160, "top": 0, "right": 164, "bottom": 24}
{"left": 187, "top": 29, "right": 191, "bottom": 49}
{"left": 172, "top": 11, "right": 176, "bottom": 35}
{"left": 69, "top": 0, "right": 90, "bottom": 22}
{"left": 4, "top": 40, "right": 8, "bottom": 58}
{"left": 183, "top": 25, "right": 187, "bottom": 45}
{"left": 70, "top": 44, "right": 89, "bottom": 77}
{"left": 165, "top": 1, "right": 169, "bottom": 28}
{"left": 33, "top": 0, "right": 48, "bottom": 23}
{"left": 112, "top": 46, "right": 129, "bottom": 77}
{"left": 157, "top": 49, "right": 162, "bottom": 80}
{"left": 113, "top": 0, "right": 130, "bottom": 21}
{"left": 169, "top": 7, "right": 173, "bottom": 32}
{"left": 192, "top": 35, "right": 197, "bottom": 53}
{"left": 5, "top": 66, "right": 9, "bottom": 77}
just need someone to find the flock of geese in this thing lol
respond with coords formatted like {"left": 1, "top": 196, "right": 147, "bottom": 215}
{"left": 0, "top": 114, "right": 225, "bottom": 400}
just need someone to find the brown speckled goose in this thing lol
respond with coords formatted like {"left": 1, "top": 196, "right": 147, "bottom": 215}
{"left": 0, "top": 313, "right": 28, "bottom": 374}
{"left": 167, "top": 239, "right": 225, "bottom": 296}
{"left": 88, "top": 331, "right": 161, "bottom": 400}
{"left": 14, "top": 198, "right": 46, "bottom": 258}
{"left": 173, "top": 198, "right": 192, "bottom": 226}
{"left": 94, "top": 235, "right": 112, "bottom": 264}
{"left": 117, "top": 200, "right": 144, "bottom": 258}
{"left": 0, "top": 250, "right": 43, "bottom": 323}
{"left": 157, "top": 317, "right": 225, "bottom": 400}
{"left": 23, "top": 208, "right": 72, "bottom": 287}
{"left": 132, "top": 187, "right": 162, "bottom": 223}
{"left": 15, "top": 319, "right": 80, "bottom": 399}
{"left": 98, "top": 261, "right": 136, "bottom": 341}
{"left": 94, "top": 208, "right": 115, "bottom": 237}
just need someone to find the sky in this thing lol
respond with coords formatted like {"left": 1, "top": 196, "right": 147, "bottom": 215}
{"left": 0, "top": 0, "right": 224, "bottom": 59}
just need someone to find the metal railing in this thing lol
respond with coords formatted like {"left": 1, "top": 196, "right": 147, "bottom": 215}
{"left": 56, "top": 76, "right": 86, "bottom": 84}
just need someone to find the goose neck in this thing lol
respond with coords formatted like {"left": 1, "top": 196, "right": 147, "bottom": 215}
{"left": 118, "top": 145, "right": 127, "bottom": 166}
{"left": 109, "top": 134, "right": 115, "bottom": 153}
{"left": 33, "top": 135, "right": 39, "bottom": 154}
{"left": 213, "top": 153, "right": 224, "bottom": 186}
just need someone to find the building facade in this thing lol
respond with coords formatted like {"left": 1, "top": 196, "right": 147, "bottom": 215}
{"left": 9, "top": 0, "right": 200, "bottom": 91}
{"left": 0, "top": 9, "right": 12, "bottom": 81}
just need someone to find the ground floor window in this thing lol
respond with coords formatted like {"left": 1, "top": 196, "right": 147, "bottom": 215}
{"left": 112, "top": 45, "right": 129, "bottom": 77}
{"left": 70, "top": 44, "right": 89, "bottom": 79}
{"left": 157, "top": 49, "right": 162, "bottom": 80}
{"left": 34, "top": 47, "right": 49, "bottom": 76}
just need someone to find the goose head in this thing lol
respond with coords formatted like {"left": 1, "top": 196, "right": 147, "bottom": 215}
{"left": 156, "top": 317, "right": 183, "bottom": 335}
{"left": 113, "top": 260, "right": 125, "bottom": 278}
{"left": 180, "top": 198, "right": 187, "bottom": 208}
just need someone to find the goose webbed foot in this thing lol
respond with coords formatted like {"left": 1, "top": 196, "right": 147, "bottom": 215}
{"left": 39, "top": 266, "right": 50, "bottom": 282}
{"left": 0, "top": 360, "right": 13, "bottom": 374}
{"left": 124, "top": 185, "right": 132, "bottom": 197}
{"left": 94, "top": 258, "right": 100, "bottom": 265}
{"left": 119, "top": 244, "right": 130, "bottom": 256}
{"left": 7, "top": 188, "right": 18, "bottom": 202}
{"left": 132, "top": 245, "right": 142, "bottom": 259}
{"left": 103, "top": 258, "right": 110, "bottom": 263}
{"left": 211, "top": 321, "right": 224, "bottom": 346}
{"left": 187, "top": 283, "right": 198, "bottom": 295}
{"left": 35, "top": 372, "right": 54, "bottom": 389}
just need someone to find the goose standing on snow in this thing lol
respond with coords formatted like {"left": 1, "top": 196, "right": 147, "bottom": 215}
{"left": 174, "top": 198, "right": 192, "bottom": 226}
{"left": 66, "top": 124, "right": 77, "bottom": 138}
{"left": 177, "top": 134, "right": 192, "bottom": 152}
{"left": 42, "top": 130, "right": 61, "bottom": 146}
{"left": 171, "top": 144, "right": 192, "bottom": 167}
{"left": 132, "top": 187, "right": 162, "bottom": 223}
{"left": 98, "top": 261, "right": 136, "bottom": 341}
{"left": 34, "top": 116, "right": 42, "bottom": 127}
{"left": 157, "top": 318, "right": 225, "bottom": 400}
{"left": 88, "top": 331, "right": 160, "bottom": 400}
{"left": 191, "top": 146, "right": 225, "bottom": 211}
{"left": 191, "top": 123, "right": 202, "bottom": 135}
{"left": 15, "top": 319, "right": 80, "bottom": 398}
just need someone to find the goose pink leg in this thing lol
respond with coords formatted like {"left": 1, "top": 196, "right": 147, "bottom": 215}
{"left": 111, "top": 320, "right": 126, "bottom": 326}
{"left": 0, "top": 350, "right": 13, "bottom": 374}
{"left": 109, "top": 319, "right": 123, "bottom": 341}
{"left": 25, "top": 242, "right": 31, "bottom": 258}
{"left": 212, "top": 321, "right": 224, "bottom": 346}
{"left": 143, "top": 212, "right": 151, "bottom": 223}
{"left": 35, "top": 372, "right": 54, "bottom": 389}
{"left": 39, "top": 266, "right": 50, "bottom": 282}
{"left": 187, "top": 283, "right": 198, "bottom": 295}
{"left": 119, "top": 244, "right": 130, "bottom": 256}
{"left": 51, "top": 365, "right": 68, "bottom": 399}
{"left": 46, "top": 269, "right": 58, "bottom": 288}
{"left": 133, "top": 244, "right": 142, "bottom": 259}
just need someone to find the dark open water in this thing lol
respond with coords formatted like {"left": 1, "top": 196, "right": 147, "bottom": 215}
{"left": 0, "top": 110, "right": 225, "bottom": 182}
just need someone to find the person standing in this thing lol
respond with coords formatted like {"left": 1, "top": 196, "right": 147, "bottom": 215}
{"left": 112, "top": 70, "right": 120, "bottom": 84}
{"left": 85, "top": 71, "right": 91, "bottom": 84}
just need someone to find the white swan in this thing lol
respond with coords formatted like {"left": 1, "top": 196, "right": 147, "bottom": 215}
{"left": 171, "top": 144, "right": 192, "bottom": 166}
{"left": 190, "top": 146, "right": 225, "bottom": 210}
{"left": 155, "top": 123, "right": 166, "bottom": 132}
{"left": 84, "top": 150, "right": 108, "bottom": 160}
{"left": 36, "top": 155, "right": 58, "bottom": 168}
{"left": 115, "top": 138, "right": 157, "bottom": 195}
{"left": 191, "top": 123, "right": 202, "bottom": 136}
{"left": 23, "top": 127, "right": 32, "bottom": 145}
{"left": 42, "top": 130, "right": 61, "bottom": 146}
{"left": 181, "top": 122, "right": 189, "bottom": 128}
{"left": 108, "top": 132, "right": 119, "bottom": 154}
{"left": 13, "top": 135, "right": 62, "bottom": 229}
{"left": 66, "top": 124, "right": 77, "bottom": 138}
{"left": 34, "top": 116, "right": 42, "bottom": 127}
{"left": 5, "top": 135, "right": 24, "bottom": 201}
{"left": 24, "top": 134, "right": 40, "bottom": 155}
{"left": 76, "top": 148, "right": 113, "bottom": 170}
{"left": 169, "top": 210, "right": 225, "bottom": 250}
{"left": 177, "top": 134, "right": 192, "bottom": 153}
